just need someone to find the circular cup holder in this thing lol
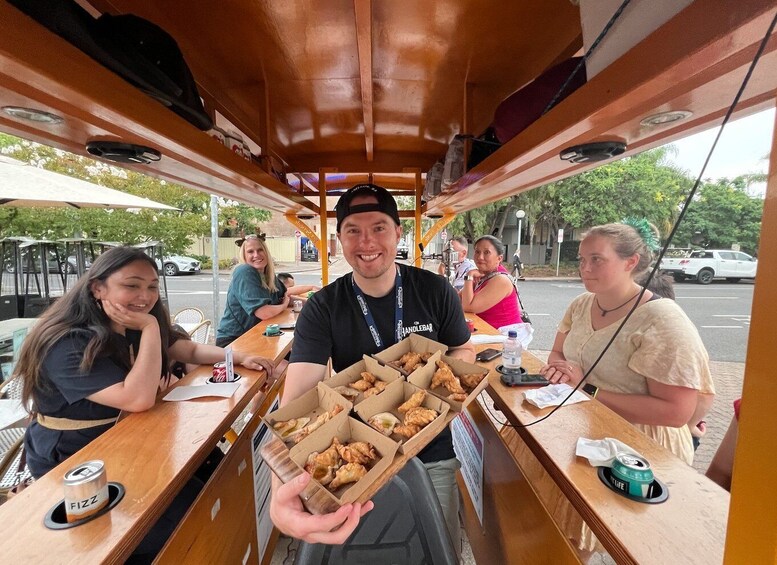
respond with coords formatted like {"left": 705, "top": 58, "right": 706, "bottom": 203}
{"left": 44, "top": 482, "right": 125, "bottom": 530}
{"left": 496, "top": 365, "right": 526, "bottom": 377}
{"left": 207, "top": 373, "right": 242, "bottom": 384}
{"left": 597, "top": 466, "right": 669, "bottom": 504}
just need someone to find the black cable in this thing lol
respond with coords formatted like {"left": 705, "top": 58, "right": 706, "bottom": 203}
{"left": 542, "top": 0, "right": 633, "bottom": 116}
{"left": 483, "top": 7, "right": 777, "bottom": 430}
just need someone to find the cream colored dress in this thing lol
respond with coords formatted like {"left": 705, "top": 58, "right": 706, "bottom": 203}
{"left": 558, "top": 293, "right": 714, "bottom": 550}
{"left": 560, "top": 292, "right": 714, "bottom": 463}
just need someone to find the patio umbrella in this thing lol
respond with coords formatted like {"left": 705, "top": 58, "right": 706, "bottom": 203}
{"left": 0, "top": 155, "right": 177, "bottom": 210}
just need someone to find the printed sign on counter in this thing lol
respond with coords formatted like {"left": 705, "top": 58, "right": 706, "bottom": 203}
{"left": 253, "top": 395, "right": 280, "bottom": 561}
{"left": 452, "top": 407, "right": 484, "bottom": 525}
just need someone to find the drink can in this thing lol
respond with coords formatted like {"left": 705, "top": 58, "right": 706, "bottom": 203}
{"left": 293, "top": 299, "right": 303, "bottom": 313}
{"left": 212, "top": 362, "right": 228, "bottom": 382}
{"left": 63, "top": 460, "right": 109, "bottom": 523}
{"left": 610, "top": 453, "right": 654, "bottom": 497}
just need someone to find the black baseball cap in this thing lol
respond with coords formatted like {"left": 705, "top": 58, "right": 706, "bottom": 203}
{"left": 335, "top": 183, "right": 401, "bottom": 232}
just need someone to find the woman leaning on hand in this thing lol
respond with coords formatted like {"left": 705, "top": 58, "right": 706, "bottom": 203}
{"left": 540, "top": 224, "right": 715, "bottom": 465}
{"left": 16, "top": 246, "right": 273, "bottom": 480}
{"left": 459, "top": 235, "right": 523, "bottom": 328}
{"left": 216, "top": 235, "right": 318, "bottom": 346}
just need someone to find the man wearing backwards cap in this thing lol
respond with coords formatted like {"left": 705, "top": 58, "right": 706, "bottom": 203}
{"left": 270, "top": 183, "right": 475, "bottom": 550}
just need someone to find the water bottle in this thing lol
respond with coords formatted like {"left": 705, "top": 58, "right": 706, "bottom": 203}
{"left": 502, "top": 330, "right": 522, "bottom": 372}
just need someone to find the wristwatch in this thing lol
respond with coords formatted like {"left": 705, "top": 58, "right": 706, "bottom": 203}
{"left": 464, "top": 275, "right": 473, "bottom": 281}
{"left": 582, "top": 383, "right": 599, "bottom": 398}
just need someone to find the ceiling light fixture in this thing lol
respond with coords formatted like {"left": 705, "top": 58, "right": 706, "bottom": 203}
{"left": 2, "top": 106, "right": 64, "bottom": 125}
{"left": 640, "top": 110, "right": 693, "bottom": 127}
{"left": 559, "top": 141, "right": 627, "bottom": 164}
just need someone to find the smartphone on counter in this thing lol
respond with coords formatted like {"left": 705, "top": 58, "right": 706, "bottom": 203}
{"left": 500, "top": 372, "right": 548, "bottom": 387}
{"left": 476, "top": 348, "right": 502, "bottom": 362}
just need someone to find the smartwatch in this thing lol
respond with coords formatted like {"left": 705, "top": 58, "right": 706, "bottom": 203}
{"left": 582, "top": 383, "right": 599, "bottom": 398}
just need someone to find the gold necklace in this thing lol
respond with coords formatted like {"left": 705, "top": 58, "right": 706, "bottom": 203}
{"left": 594, "top": 291, "right": 641, "bottom": 317}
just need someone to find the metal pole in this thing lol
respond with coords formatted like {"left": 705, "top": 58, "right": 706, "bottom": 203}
{"left": 556, "top": 242, "right": 561, "bottom": 277}
{"left": 210, "top": 195, "right": 220, "bottom": 328}
{"left": 518, "top": 219, "right": 522, "bottom": 254}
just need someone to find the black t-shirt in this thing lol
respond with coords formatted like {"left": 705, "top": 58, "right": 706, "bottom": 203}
{"left": 25, "top": 328, "right": 144, "bottom": 478}
{"left": 290, "top": 264, "right": 471, "bottom": 463}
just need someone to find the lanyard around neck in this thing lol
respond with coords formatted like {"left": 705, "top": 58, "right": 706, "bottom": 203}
{"left": 351, "top": 266, "right": 403, "bottom": 348}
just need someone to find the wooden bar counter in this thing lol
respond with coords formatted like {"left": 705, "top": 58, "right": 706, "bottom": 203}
{"left": 0, "top": 311, "right": 295, "bottom": 563}
{"left": 463, "top": 315, "right": 730, "bottom": 564}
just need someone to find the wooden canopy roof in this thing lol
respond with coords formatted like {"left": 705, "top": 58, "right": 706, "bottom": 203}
{"left": 0, "top": 1, "right": 774, "bottom": 217}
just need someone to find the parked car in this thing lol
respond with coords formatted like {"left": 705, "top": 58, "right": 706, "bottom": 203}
{"left": 660, "top": 249, "right": 757, "bottom": 284}
{"left": 3, "top": 252, "right": 90, "bottom": 274}
{"left": 396, "top": 240, "right": 409, "bottom": 260}
{"left": 160, "top": 255, "right": 201, "bottom": 276}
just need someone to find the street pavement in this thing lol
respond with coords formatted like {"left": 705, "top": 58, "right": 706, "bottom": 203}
{"left": 166, "top": 259, "right": 748, "bottom": 472}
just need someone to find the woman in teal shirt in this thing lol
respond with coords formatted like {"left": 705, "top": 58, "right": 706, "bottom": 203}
{"left": 216, "top": 235, "right": 317, "bottom": 346}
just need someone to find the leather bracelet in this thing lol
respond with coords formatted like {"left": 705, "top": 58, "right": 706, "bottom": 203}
{"left": 582, "top": 383, "right": 599, "bottom": 399}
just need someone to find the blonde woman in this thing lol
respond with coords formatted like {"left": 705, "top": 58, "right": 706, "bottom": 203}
{"left": 216, "top": 235, "right": 315, "bottom": 346}
{"left": 540, "top": 223, "right": 714, "bottom": 552}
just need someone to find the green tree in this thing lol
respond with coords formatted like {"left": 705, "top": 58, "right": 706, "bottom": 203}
{"left": 0, "top": 134, "right": 271, "bottom": 252}
{"left": 673, "top": 176, "right": 764, "bottom": 254}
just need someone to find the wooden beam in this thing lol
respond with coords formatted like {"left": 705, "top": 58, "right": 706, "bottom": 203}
{"left": 724, "top": 93, "right": 777, "bottom": 564}
{"left": 354, "top": 0, "right": 374, "bottom": 162}
{"left": 319, "top": 167, "right": 338, "bottom": 285}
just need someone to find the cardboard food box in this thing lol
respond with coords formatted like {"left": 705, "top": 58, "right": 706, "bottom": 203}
{"left": 264, "top": 383, "right": 352, "bottom": 445}
{"left": 323, "top": 355, "right": 402, "bottom": 405}
{"left": 354, "top": 379, "right": 450, "bottom": 455}
{"left": 409, "top": 354, "right": 491, "bottom": 417}
{"left": 289, "top": 416, "right": 399, "bottom": 508}
{"left": 374, "top": 333, "right": 447, "bottom": 377}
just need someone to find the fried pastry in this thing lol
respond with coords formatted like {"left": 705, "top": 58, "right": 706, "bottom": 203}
{"left": 291, "top": 405, "right": 345, "bottom": 444}
{"left": 398, "top": 389, "right": 426, "bottom": 413}
{"left": 461, "top": 372, "right": 487, "bottom": 389}
{"left": 373, "top": 380, "right": 388, "bottom": 393}
{"left": 335, "top": 439, "right": 377, "bottom": 465}
{"left": 360, "top": 371, "right": 376, "bottom": 384}
{"left": 394, "top": 424, "right": 422, "bottom": 438}
{"left": 420, "top": 351, "right": 435, "bottom": 362}
{"left": 273, "top": 417, "right": 310, "bottom": 439}
{"left": 404, "top": 406, "right": 438, "bottom": 427}
{"left": 450, "top": 393, "right": 468, "bottom": 402}
{"left": 329, "top": 462, "right": 367, "bottom": 490}
{"left": 334, "top": 386, "right": 360, "bottom": 401}
{"left": 368, "top": 412, "right": 401, "bottom": 436}
{"left": 304, "top": 448, "right": 339, "bottom": 486}
{"left": 349, "top": 379, "right": 372, "bottom": 392}
{"left": 431, "top": 362, "right": 454, "bottom": 389}
{"left": 400, "top": 352, "right": 423, "bottom": 372}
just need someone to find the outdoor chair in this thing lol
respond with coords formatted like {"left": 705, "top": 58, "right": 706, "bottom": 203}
{"left": 172, "top": 307, "right": 205, "bottom": 326}
{"left": 189, "top": 319, "right": 212, "bottom": 344}
{"left": 0, "top": 376, "right": 31, "bottom": 500}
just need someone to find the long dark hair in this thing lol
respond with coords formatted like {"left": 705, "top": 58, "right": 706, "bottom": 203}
{"left": 15, "top": 247, "right": 184, "bottom": 411}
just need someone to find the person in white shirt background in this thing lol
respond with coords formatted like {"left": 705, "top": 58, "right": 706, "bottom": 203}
{"left": 438, "top": 236, "right": 476, "bottom": 292}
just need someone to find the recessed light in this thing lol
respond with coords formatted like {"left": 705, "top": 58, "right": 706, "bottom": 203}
{"left": 2, "top": 106, "right": 64, "bottom": 124}
{"left": 640, "top": 110, "right": 693, "bottom": 127}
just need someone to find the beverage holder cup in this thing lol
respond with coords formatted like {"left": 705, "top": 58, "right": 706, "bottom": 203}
{"left": 44, "top": 482, "right": 125, "bottom": 530}
{"left": 597, "top": 467, "right": 669, "bottom": 504}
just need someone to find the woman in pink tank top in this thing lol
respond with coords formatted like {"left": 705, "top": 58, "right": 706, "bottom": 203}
{"left": 459, "top": 235, "right": 522, "bottom": 329}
